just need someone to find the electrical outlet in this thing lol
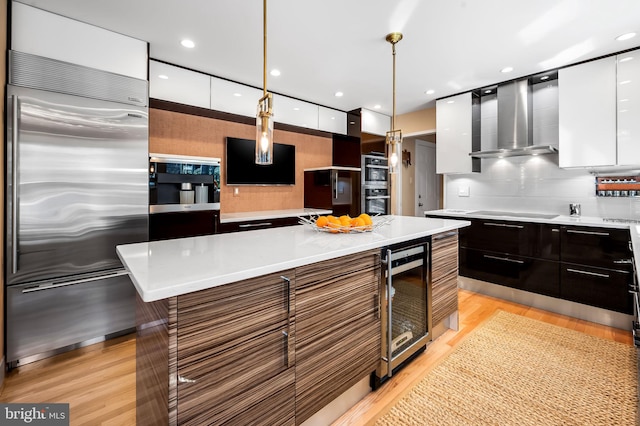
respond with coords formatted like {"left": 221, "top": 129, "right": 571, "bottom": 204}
{"left": 233, "top": 187, "right": 239, "bottom": 197}
{"left": 458, "top": 186, "right": 470, "bottom": 197}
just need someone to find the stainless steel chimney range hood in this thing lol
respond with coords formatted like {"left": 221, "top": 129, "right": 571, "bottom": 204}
{"left": 470, "top": 75, "right": 558, "bottom": 159}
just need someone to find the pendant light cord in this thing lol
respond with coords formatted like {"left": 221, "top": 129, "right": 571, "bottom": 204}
{"left": 263, "top": 0, "right": 267, "bottom": 97}
{"left": 392, "top": 41, "right": 396, "bottom": 131}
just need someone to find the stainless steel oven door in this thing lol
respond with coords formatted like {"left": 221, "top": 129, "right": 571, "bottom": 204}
{"left": 364, "top": 187, "right": 389, "bottom": 215}
{"left": 362, "top": 155, "right": 389, "bottom": 185}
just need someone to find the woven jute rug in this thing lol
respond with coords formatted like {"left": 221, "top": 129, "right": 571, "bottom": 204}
{"left": 375, "top": 310, "right": 638, "bottom": 426}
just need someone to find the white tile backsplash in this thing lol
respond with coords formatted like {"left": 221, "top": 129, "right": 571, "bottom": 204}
{"left": 444, "top": 155, "right": 637, "bottom": 219}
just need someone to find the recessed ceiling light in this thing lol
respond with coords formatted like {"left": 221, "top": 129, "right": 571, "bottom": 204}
{"left": 349, "top": 121, "right": 356, "bottom": 125}
{"left": 293, "top": 107, "right": 300, "bottom": 111}
{"left": 484, "top": 89, "right": 492, "bottom": 94}
{"left": 331, "top": 117, "right": 335, "bottom": 120}
{"left": 335, "top": 91, "right": 344, "bottom": 97}
{"left": 270, "top": 69, "right": 281, "bottom": 77}
{"left": 619, "top": 109, "right": 629, "bottom": 113}
{"left": 620, "top": 80, "right": 631, "bottom": 85}
{"left": 158, "top": 74, "right": 169, "bottom": 80}
{"left": 620, "top": 56, "right": 634, "bottom": 62}
{"left": 540, "top": 75, "right": 549, "bottom": 80}
{"left": 447, "top": 100, "right": 455, "bottom": 104}
{"left": 501, "top": 66, "right": 514, "bottom": 73}
{"left": 620, "top": 98, "right": 629, "bottom": 102}
{"left": 374, "top": 104, "right": 381, "bottom": 109}
{"left": 233, "top": 93, "right": 242, "bottom": 97}
{"left": 616, "top": 32, "right": 636, "bottom": 41}
{"left": 425, "top": 89, "right": 435, "bottom": 95}
{"left": 181, "top": 39, "right": 195, "bottom": 48}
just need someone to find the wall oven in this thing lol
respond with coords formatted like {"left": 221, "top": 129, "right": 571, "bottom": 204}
{"left": 372, "top": 237, "right": 431, "bottom": 388}
{"left": 362, "top": 154, "right": 390, "bottom": 215}
{"left": 364, "top": 188, "right": 389, "bottom": 215}
{"left": 362, "top": 154, "right": 389, "bottom": 184}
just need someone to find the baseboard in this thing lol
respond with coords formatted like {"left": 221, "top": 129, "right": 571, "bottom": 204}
{"left": 459, "top": 276, "right": 633, "bottom": 330}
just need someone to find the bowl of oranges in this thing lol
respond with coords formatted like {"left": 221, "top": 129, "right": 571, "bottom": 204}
{"left": 299, "top": 213, "right": 392, "bottom": 234}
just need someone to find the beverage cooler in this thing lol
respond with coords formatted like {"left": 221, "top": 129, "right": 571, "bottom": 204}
{"left": 148, "top": 153, "right": 221, "bottom": 240}
{"left": 372, "top": 237, "right": 432, "bottom": 388}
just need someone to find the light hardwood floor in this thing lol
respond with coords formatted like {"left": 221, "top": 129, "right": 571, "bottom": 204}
{"left": 0, "top": 288, "right": 632, "bottom": 426}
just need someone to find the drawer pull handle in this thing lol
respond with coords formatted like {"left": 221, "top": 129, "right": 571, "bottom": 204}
{"left": 178, "top": 375, "right": 196, "bottom": 384}
{"left": 566, "top": 268, "right": 610, "bottom": 279}
{"left": 566, "top": 229, "right": 609, "bottom": 237}
{"left": 238, "top": 222, "right": 273, "bottom": 228}
{"left": 614, "top": 259, "right": 633, "bottom": 264}
{"left": 483, "top": 254, "right": 524, "bottom": 264}
{"left": 483, "top": 223, "right": 524, "bottom": 229}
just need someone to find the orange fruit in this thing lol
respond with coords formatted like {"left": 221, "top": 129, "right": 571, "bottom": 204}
{"left": 358, "top": 213, "right": 373, "bottom": 226}
{"left": 315, "top": 216, "right": 328, "bottom": 228}
{"left": 351, "top": 217, "right": 366, "bottom": 228}
{"left": 327, "top": 216, "right": 341, "bottom": 233}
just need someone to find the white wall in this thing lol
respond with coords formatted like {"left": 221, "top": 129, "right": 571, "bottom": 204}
{"left": 444, "top": 155, "right": 640, "bottom": 219}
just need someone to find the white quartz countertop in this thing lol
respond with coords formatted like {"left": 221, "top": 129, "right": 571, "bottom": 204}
{"left": 424, "top": 209, "right": 638, "bottom": 229}
{"left": 220, "top": 208, "right": 332, "bottom": 223}
{"left": 117, "top": 215, "right": 470, "bottom": 302}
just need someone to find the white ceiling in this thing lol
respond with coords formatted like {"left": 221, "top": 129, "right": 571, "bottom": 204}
{"left": 16, "top": 0, "right": 640, "bottom": 116}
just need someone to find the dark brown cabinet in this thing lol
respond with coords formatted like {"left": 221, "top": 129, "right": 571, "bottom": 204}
{"left": 457, "top": 218, "right": 561, "bottom": 297}
{"left": 559, "top": 225, "right": 633, "bottom": 314}
{"left": 218, "top": 216, "right": 300, "bottom": 234}
{"left": 430, "top": 214, "right": 634, "bottom": 314}
{"left": 149, "top": 210, "right": 219, "bottom": 241}
{"left": 460, "top": 248, "right": 560, "bottom": 297}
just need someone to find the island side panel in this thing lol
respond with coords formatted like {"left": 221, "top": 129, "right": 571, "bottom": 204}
{"left": 295, "top": 249, "right": 381, "bottom": 424}
{"left": 431, "top": 231, "right": 459, "bottom": 326}
{"left": 136, "top": 293, "right": 178, "bottom": 426}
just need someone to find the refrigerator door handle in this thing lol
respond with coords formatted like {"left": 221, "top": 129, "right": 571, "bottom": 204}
{"left": 11, "top": 94, "right": 19, "bottom": 274}
{"left": 334, "top": 172, "right": 339, "bottom": 199}
{"left": 21, "top": 270, "right": 130, "bottom": 293}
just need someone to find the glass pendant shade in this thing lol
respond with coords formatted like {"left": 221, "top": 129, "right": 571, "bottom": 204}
{"left": 256, "top": 94, "right": 274, "bottom": 165}
{"left": 386, "top": 129, "right": 402, "bottom": 174}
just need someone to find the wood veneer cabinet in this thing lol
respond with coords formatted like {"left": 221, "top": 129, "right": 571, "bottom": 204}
{"left": 431, "top": 231, "right": 459, "bottom": 325}
{"left": 136, "top": 271, "right": 296, "bottom": 426}
{"left": 136, "top": 251, "right": 385, "bottom": 425}
{"left": 294, "top": 250, "right": 381, "bottom": 424}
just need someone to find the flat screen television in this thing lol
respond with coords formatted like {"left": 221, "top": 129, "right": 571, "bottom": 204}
{"left": 226, "top": 137, "right": 296, "bottom": 185}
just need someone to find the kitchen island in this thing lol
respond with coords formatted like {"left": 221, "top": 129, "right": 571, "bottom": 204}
{"left": 116, "top": 215, "right": 469, "bottom": 425}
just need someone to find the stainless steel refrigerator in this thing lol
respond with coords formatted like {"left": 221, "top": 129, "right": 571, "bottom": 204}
{"left": 5, "top": 51, "right": 149, "bottom": 368}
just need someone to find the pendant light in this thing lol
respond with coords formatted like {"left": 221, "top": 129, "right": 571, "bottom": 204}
{"left": 256, "top": 0, "right": 274, "bottom": 164}
{"left": 385, "top": 32, "right": 403, "bottom": 174}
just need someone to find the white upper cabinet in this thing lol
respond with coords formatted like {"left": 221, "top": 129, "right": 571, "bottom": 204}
{"left": 210, "top": 77, "right": 263, "bottom": 117}
{"left": 318, "top": 107, "right": 347, "bottom": 135}
{"left": 149, "top": 61, "right": 211, "bottom": 109}
{"left": 558, "top": 56, "right": 617, "bottom": 168}
{"left": 361, "top": 109, "right": 391, "bottom": 136}
{"left": 436, "top": 92, "right": 478, "bottom": 174}
{"left": 616, "top": 49, "right": 640, "bottom": 166}
{"left": 273, "top": 95, "right": 319, "bottom": 129}
{"left": 12, "top": 2, "right": 147, "bottom": 80}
